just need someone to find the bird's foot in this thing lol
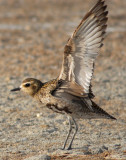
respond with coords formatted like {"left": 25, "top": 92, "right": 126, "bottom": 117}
{"left": 66, "top": 145, "right": 72, "bottom": 150}
{"left": 61, "top": 146, "right": 72, "bottom": 150}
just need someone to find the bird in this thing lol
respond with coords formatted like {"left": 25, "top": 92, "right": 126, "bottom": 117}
{"left": 11, "top": 0, "right": 116, "bottom": 150}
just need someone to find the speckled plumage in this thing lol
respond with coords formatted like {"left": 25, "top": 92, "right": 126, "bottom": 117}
{"left": 11, "top": 0, "right": 116, "bottom": 150}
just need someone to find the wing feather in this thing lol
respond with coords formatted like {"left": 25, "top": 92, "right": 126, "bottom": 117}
{"left": 58, "top": 0, "right": 108, "bottom": 97}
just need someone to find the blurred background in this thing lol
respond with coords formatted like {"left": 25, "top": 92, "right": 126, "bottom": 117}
{"left": 0, "top": 0, "right": 126, "bottom": 81}
{"left": 0, "top": 0, "right": 126, "bottom": 159}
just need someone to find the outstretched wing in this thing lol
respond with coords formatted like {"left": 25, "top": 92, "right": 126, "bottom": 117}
{"left": 58, "top": 0, "right": 108, "bottom": 96}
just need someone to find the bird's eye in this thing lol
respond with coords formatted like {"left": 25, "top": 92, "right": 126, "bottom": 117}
{"left": 25, "top": 83, "right": 31, "bottom": 87}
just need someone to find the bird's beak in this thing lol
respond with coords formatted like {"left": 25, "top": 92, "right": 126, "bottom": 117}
{"left": 11, "top": 87, "right": 21, "bottom": 92}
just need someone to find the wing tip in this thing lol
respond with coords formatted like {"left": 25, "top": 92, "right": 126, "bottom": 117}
{"left": 76, "top": 0, "right": 108, "bottom": 34}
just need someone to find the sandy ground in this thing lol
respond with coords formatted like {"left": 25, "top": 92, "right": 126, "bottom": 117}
{"left": 0, "top": 0, "right": 126, "bottom": 159}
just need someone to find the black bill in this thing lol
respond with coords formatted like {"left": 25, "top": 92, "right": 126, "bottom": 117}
{"left": 11, "top": 87, "right": 21, "bottom": 92}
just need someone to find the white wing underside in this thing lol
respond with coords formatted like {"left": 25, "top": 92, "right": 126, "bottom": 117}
{"left": 58, "top": 0, "right": 108, "bottom": 95}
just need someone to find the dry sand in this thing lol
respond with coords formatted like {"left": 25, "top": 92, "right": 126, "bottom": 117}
{"left": 0, "top": 0, "right": 126, "bottom": 159}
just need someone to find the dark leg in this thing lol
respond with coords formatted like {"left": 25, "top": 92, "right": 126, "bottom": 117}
{"left": 67, "top": 117, "right": 78, "bottom": 150}
{"left": 62, "top": 116, "right": 72, "bottom": 150}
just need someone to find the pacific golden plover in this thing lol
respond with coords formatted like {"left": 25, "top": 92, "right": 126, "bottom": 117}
{"left": 11, "top": 0, "right": 116, "bottom": 150}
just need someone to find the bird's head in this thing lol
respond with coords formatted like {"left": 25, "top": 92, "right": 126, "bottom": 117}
{"left": 11, "top": 78, "right": 43, "bottom": 96}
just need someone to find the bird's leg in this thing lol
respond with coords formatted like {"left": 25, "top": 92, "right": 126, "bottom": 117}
{"left": 62, "top": 116, "right": 72, "bottom": 150}
{"left": 67, "top": 117, "right": 78, "bottom": 150}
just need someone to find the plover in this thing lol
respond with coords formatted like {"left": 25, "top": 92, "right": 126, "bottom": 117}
{"left": 11, "top": 0, "right": 116, "bottom": 150}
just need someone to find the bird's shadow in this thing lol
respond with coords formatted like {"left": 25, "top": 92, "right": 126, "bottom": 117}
{"left": 54, "top": 145, "right": 92, "bottom": 155}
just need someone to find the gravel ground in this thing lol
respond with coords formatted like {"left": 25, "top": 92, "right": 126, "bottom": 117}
{"left": 0, "top": 0, "right": 126, "bottom": 159}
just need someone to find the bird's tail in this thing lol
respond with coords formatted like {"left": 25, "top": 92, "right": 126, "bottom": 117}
{"left": 91, "top": 100, "right": 116, "bottom": 120}
{"left": 83, "top": 98, "right": 116, "bottom": 120}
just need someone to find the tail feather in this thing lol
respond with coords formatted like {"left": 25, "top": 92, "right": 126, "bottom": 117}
{"left": 91, "top": 100, "right": 116, "bottom": 120}
{"left": 83, "top": 98, "right": 116, "bottom": 120}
